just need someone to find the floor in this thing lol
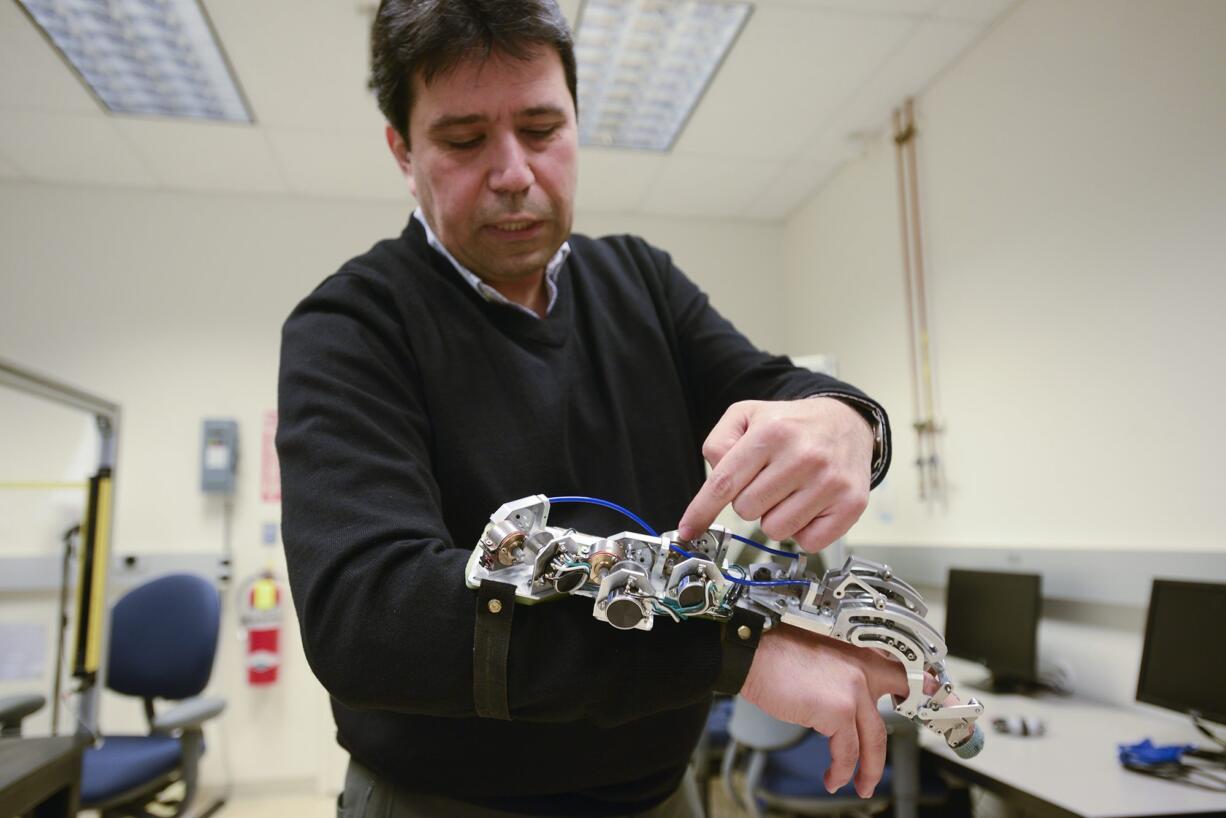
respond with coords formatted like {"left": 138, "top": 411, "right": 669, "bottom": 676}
{"left": 213, "top": 794, "right": 335, "bottom": 818}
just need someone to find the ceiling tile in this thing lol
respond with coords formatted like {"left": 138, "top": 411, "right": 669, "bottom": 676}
{"left": 205, "top": 0, "right": 385, "bottom": 130}
{"left": 557, "top": 0, "right": 582, "bottom": 27}
{"left": 0, "top": 111, "right": 157, "bottom": 187}
{"left": 0, "top": 152, "right": 23, "bottom": 180}
{"left": 0, "top": 0, "right": 1013, "bottom": 219}
{"left": 115, "top": 118, "right": 287, "bottom": 194}
{"left": 804, "top": 17, "right": 982, "bottom": 164}
{"left": 934, "top": 0, "right": 1020, "bottom": 23}
{"left": 576, "top": 148, "right": 666, "bottom": 213}
{"left": 754, "top": 0, "right": 944, "bottom": 15}
{"left": 640, "top": 153, "right": 783, "bottom": 219}
{"left": 743, "top": 157, "right": 841, "bottom": 221}
{"left": 266, "top": 128, "right": 409, "bottom": 201}
{"left": 671, "top": 5, "right": 914, "bottom": 160}
{"left": 0, "top": 1, "right": 103, "bottom": 114}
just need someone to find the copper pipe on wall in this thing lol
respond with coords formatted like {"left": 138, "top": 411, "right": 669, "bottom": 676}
{"left": 893, "top": 107, "right": 925, "bottom": 499}
{"left": 893, "top": 98, "right": 941, "bottom": 502}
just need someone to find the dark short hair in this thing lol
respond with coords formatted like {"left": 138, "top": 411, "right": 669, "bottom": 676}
{"left": 370, "top": 0, "right": 578, "bottom": 144}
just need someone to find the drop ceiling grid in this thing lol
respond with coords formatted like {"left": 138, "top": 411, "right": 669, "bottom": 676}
{"left": 669, "top": 5, "right": 916, "bottom": 159}
{"left": 639, "top": 152, "right": 787, "bottom": 219}
{"left": 0, "top": 109, "right": 157, "bottom": 188}
{"left": 739, "top": 14, "right": 984, "bottom": 221}
{"left": 637, "top": 2, "right": 920, "bottom": 215}
{"left": 0, "top": 150, "right": 24, "bottom": 179}
{"left": 0, "top": 0, "right": 1019, "bottom": 218}
{"left": 0, "top": 0, "right": 102, "bottom": 114}
{"left": 114, "top": 117, "right": 289, "bottom": 194}
{"left": 200, "top": 0, "right": 377, "bottom": 131}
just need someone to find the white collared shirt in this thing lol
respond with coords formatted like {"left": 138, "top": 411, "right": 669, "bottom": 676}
{"left": 414, "top": 208, "right": 569, "bottom": 318}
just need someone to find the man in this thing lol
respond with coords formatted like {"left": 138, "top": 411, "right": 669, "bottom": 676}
{"left": 277, "top": 1, "right": 909, "bottom": 816}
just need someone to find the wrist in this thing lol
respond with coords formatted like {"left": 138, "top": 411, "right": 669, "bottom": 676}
{"left": 807, "top": 392, "right": 890, "bottom": 488}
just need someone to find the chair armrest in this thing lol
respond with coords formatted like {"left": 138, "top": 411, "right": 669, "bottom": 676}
{"left": 152, "top": 696, "right": 226, "bottom": 733}
{"left": 0, "top": 694, "right": 46, "bottom": 736}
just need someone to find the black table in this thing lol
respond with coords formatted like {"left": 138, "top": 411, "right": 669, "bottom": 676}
{"left": 0, "top": 737, "right": 83, "bottom": 818}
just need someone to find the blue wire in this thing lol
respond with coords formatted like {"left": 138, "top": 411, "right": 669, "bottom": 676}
{"left": 729, "top": 532, "right": 799, "bottom": 560}
{"left": 546, "top": 496, "right": 660, "bottom": 537}
{"left": 545, "top": 495, "right": 809, "bottom": 589}
{"left": 669, "top": 543, "right": 811, "bottom": 589}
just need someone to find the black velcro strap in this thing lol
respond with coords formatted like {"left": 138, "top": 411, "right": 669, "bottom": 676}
{"left": 473, "top": 581, "right": 517, "bottom": 720}
{"left": 713, "top": 608, "right": 766, "bottom": 695}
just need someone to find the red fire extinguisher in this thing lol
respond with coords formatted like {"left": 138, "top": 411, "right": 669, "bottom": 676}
{"left": 237, "top": 569, "right": 282, "bottom": 685}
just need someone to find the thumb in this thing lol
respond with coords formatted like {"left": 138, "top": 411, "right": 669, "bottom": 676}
{"left": 701, "top": 400, "right": 757, "bottom": 468}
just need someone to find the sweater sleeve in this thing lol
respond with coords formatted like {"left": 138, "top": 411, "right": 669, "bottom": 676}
{"left": 645, "top": 242, "right": 892, "bottom": 488}
{"left": 277, "top": 271, "right": 725, "bottom": 727}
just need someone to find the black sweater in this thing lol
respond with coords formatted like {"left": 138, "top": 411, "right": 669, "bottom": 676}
{"left": 276, "top": 217, "right": 889, "bottom": 815}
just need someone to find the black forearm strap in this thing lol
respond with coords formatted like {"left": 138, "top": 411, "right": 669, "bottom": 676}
{"left": 713, "top": 607, "right": 765, "bottom": 694}
{"left": 473, "top": 580, "right": 517, "bottom": 720}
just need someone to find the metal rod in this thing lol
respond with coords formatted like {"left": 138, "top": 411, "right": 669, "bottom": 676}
{"left": 0, "top": 357, "right": 119, "bottom": 421}
{"left": 902, "top": 99, "right": 942, "bottom": 501}
{"left": 893, "top": 105, "right": 929, "bottom": 500}
{"left": 51, "top": 525, "right": 78, "bottom": 736}
{"left": 903, "top": 99, "right": 938, "bottom": 432}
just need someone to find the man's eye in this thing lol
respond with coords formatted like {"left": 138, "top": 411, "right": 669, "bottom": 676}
{"left": 523, "top": 127, "right": 558, "bottom": 139}
{"left": 447, "top": 137, "right": 482, "bottom": 150}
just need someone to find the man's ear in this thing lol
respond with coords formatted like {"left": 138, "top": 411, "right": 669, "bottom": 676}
{"left": 385, "top": 125, "right": 417, "bottom": 197}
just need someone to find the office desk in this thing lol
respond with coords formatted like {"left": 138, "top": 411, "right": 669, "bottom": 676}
{"left": 920, "top": 676, "right": 1226, "bottom": 818}
{"left": 0, "top": 736, "right": 83, "bottom": 818}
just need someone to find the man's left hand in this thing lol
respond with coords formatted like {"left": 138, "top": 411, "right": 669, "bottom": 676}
{"left": 676, "top": 398, "right": 874, "bottom": 552}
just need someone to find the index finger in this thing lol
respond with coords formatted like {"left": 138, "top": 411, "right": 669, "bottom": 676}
{"left": 677, "top": 436, "right": 770, "bottom": 540}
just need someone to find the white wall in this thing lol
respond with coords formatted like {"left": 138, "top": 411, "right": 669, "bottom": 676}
{"left": 783, "top": 0, "right": 1226, "bottom": 552}
{"left": 0, "top": 179, "right": 784, "bottom": 791}
{"left": 576, "top": 211, "right": 787, "bottom": 353}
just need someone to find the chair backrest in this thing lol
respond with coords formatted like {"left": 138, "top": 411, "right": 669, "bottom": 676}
{"left": 729, "top": 696, "right": 808, "bottom": 751}
{"left": 106, "top": 573, "right": 221, "bottom": 700}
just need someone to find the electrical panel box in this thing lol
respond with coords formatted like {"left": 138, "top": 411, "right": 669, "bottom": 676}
{"left": 201, "top": 419, "right": 239, "bottom": 494}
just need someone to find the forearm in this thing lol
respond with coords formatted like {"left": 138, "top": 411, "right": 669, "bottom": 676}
{"left": 284, "top": 520, "right": 725, "bottom": 723}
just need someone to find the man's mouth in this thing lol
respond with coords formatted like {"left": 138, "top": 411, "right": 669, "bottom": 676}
{"left": 488, "top": 219, "right": 544, "bottom": 238}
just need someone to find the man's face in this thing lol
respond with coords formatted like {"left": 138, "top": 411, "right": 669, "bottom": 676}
{"left": 390, "top": 47, "right": 578, "bottom": 284}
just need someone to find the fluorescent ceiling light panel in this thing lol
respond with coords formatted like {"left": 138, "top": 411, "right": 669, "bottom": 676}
{"left": 17, "top": 0, "right": 251, "bottom": 122}
{"left": 576, "top": 0, "right": 751, "bottom": 151}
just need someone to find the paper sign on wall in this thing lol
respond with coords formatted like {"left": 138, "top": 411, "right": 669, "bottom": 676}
{"left": 261, "top": 410, "right": 281, "bottom": 504}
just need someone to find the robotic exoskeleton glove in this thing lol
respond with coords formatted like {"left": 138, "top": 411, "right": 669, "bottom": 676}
{"left": 465, "top": 495, "right": 985, "bottom": 759}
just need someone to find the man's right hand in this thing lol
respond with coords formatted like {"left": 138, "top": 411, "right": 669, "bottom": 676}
{"left": 739, "top": 625, "right": 916, "bottom": 799}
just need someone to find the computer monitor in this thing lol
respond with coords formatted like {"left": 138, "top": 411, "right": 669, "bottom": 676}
{"left": 1136, "top": 579, "right": 1226, "bottom": 726}
{"left": 944, "top": 568, "right": 1042, "bottom": 692}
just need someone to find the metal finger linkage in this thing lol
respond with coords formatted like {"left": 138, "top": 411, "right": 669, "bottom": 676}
{"left": 465, "top": 495, "right": 985, "bottom": 758}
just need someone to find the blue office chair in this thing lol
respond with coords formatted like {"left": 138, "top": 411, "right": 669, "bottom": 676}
{"left": 721, "top": 697, "right": 948, "bottom": 818}
{"left": 81, "top": 573, "right": 226, "bottom": 818}
{"left": 692, "top": 696, "right": 735, "bottom": 815}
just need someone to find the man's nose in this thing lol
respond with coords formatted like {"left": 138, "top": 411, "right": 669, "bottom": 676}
{"left": 487, "top": 133, "right": 534, "bottom": 194}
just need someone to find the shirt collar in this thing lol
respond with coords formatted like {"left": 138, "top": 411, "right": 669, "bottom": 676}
{"left": 413, "top": 208, "right": 569, "bottom": 318}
